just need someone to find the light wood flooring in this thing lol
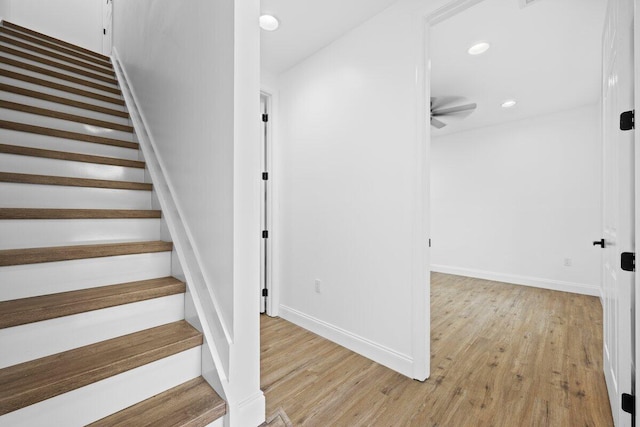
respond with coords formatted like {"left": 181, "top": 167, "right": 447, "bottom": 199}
{"left": 260, "top": 273, "right": 613, "bottom": 426}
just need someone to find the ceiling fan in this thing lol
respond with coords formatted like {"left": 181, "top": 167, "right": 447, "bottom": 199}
{"left": 430, "top": 96, "right": 477, "bottom": 129}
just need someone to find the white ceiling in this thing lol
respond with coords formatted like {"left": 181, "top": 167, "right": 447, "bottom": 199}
{"left": 260, "top": 0, "right": 399, "bottom": 75}
{"left": 430, "top": 0, "right": 606, "bottom": 135}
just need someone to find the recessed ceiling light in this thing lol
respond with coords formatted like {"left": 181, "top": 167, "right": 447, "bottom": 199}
{"left": 468, "top": 42, "right": 490, "bottom": 55}
{"left": 260, "top": 15, "right": 279, "bottom": 31}
{"left": 501, "top": 99, "right": 517, "bottom": 108}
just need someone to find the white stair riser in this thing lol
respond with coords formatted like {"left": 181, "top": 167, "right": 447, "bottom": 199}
{"left": 0, "top": 347, "right": 201, "bottom": 427}
{"left": 0, "top": 107, "right": 134, "bottom": 141}
{"left": 0, "top": 75, "right": 127, "bottom": 112}
{"left": 0, "top": 218, "right": 161, "bottom": 249}
{"left": 0, "top": 34, "right": 113, "bottom": 75}
{"left": 0, "top": 52, "right": 119, "bottom": 89}
{"left": 0, "top": 128, "right": 139, "bottom": 160}
{"left": 0, "top": 182, "right": 152, "bottom": 209}
{"left": 0, "top": 252, "right": 172, "bottom": 301}
{"left": 0, "top": 90, "right": 131, "bottom": 126}
{"left": 2, "top": 62, "right": 121, "bottom": 98}
{"left": 0, "top": 153, "right": 144, "bottom": 182}
{"left": 0, "top": 294, "right": 185, "bottom": 368}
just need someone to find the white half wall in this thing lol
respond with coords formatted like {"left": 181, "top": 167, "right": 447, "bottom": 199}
{"left": 274, "top": 3, "right": 430, "bottom": 378}
{"left": 1, "top": 0, "right": 103, "bottom": 52}
{"left": 431, "top": 104, "right": 602, "bottom": 296}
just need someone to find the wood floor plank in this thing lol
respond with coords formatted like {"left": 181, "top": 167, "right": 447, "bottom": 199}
{"left": 260, "top": 273, "right": 613, "bottom": 426}
{"left": 0, "top": 172, "right": 151, "bottom": 191}
{"left": 0, "top": 144, "right": 142, "bottom": 168}
{"left": 0, "top": 35, "right": 115, "bottom": 77}
{"left": 2, "top": 21, "right": 110, "bottom": 62}
{"left": 0, "top": 83, "right": 129, "bottom": 118}
{"left": 0, "top": 241, "right": 173, "bottom": 267}
{"left": 0, "top": 120, "right": 137, "bottom": 149}
{"left": 0, "top": 321, "right": 201, "bottom": 415}
{"left": 0, "top": 277, "right": 185, "bottom": 328}
{"left": 0, "top": 56, "right": 120, "bottom": 95}
{"left": 88, "top": 377, "right": 226, "bottom": 427}
{"left": 0, "top": 69, "right": 124, "bottom": 105}
{"left": 0, "top": 208, "right": 161, "bottom": 220}
{"left": 0, "top": 27, "right": 113, "bottom": 69}
{"left": 0, "top": 100, "right": 133, "bottom": 132}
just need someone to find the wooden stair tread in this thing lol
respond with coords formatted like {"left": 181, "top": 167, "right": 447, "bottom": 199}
{"left": 0, "top": 171, "right": 151, "bottom": 191}
{"left": 0, "top": 27, "right": 113, "bottom": 69}
{"left": 2, "top": 21, "right": 110, "bottom": 62}
{"left": 0, "top": 35, "right": 115, "bottom": 77}
{"left": 0, "top": 143, "right": 143, "bottom": 168}
{"left": 0, "top": 100, "right": 133, "bottom": 132}
{"left": 0, "top": 120, "right": 138, "bottom": 149}
{"left": 0, "top": 240, "right": 173, "bottom": 267}
{"left": 89, "top": 377, "right": 226, "bottom": 427}
{"left": 0, "top": 208, "right": 161, "bottom": 219}
{"left": 0, "top": 83, "right": 130, "bottom": 118}
{"left": 0, "top": 45, "right": 118, "bottom": 85}
{"left": 0, "top": 68, "right": 125, "bottom": 106}
{"left": 0, "top": 56, "right": 121, "bottom": 95}
{"left": 0, "top": 277, "right": 185, "bottom": 329}
{"left": 0, "top": 321, "right": 202, "bottom": 416}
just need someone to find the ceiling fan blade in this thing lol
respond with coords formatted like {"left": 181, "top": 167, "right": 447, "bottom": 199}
{"left": 431, "top": 117, "right": 447, "bottom": 129}
{"left": 432, "top": 103, "right": 477, "bottom": 116}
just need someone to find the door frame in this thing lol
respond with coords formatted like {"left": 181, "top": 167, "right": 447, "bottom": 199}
{"left": 634, "top": 0, "right": 640, "bottom": 418}
{"left": 260, "top": 88, "right": 278, "bottom": 317}
{"left": 101, "top": 0, "right": 113, "bottom": 56}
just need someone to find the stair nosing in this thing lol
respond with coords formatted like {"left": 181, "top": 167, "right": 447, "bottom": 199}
{"left": 0, "top": 241, "right": 173, "bottom": 267}
{"left": 0, "top": 35, "right": 115, "bottom": 77}
{"left": 0, "top": 277, "right": 185, "bottom": 329}
{"left": 0, "top": 27, "right": 113, "bottom": 69}
{"left": 0, "top": 120, "right": 138, "bottom": 149}
{"left": 0, "top": 208, "right": 161, "bottom": 220}
{"left": 0, "top": 100, "right": 133, "bottom": 132}
{"left": 0, "top": 144, "right": 143, "bottom": 168}
{"left": 0, "top": 68, "right": 125, "bottom": 106}
{"left": 0, "top": 321, "right": 202, "bottom": 416}
{"left": 0, "top": 171, "right": 151, "bottom": 191}
{"left": 0, "top": 56, "right": 121, "bottom": 95}
{"left": 0, "top": 45, "right": 118, "bottom": 85}
{"left": 0, "top": 83, "right": 130, "bottom": 118}
{"left": 2, "top": 21, "right": 110, "bottom": 62}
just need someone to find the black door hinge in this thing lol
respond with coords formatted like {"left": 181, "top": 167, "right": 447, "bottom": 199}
{"left": 262, "top": 230, "right": 269, "bottom": 239}
{"left": 622, "top": 393, "right": 635, "bottom": 415}
{"left": 620, "top": 110, "right": 635, "bottom": 131}
{"left": 262, "top": 172, "right": 269, "bottom": 181}
{"left": 103, "top": 28, "right": 106, "bottom": 35}
{"left": 429, "top": 238, "right": 431, "bottom": 248}
{"left": 262, "top": 288, "right": 268, "bottom": 297}
{"left": 621, "top": 252, "right": 635, "bottom": 272}
{"left": 262, "top": 114, "right": 269, "bottom": 122}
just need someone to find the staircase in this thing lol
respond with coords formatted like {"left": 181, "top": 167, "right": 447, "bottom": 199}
{"left": 0, "top": 20, "right": 226, "bottom": 426}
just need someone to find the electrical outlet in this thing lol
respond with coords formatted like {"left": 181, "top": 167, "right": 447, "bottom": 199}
{"left": 564, "top": 258, "right": 572, "bottom": 267}
{"left": 315, "top": 279, "right": 321, "bottom": 294}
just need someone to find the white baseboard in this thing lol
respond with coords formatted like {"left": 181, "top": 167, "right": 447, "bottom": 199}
{"left": 279, "top": 305, "right": 414, "bottom": 378}
{"left": 431, "top": 264, "right": 600, "bottom": 296}
{"left": 225, "top": 390, "right": 265, "bottom": 427}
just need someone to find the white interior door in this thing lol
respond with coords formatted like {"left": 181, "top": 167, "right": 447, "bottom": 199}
{"left": 602, "top": 0, "right": 635, "bottom": 425}
{"left": 102, "top": 0, "right": 113, "bottom": 55}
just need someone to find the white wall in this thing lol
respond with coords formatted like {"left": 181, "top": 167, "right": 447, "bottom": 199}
{"left": 274, "top": 2, "right": 430, "bottom": 378}
{"left": 431, "top": 104, "right": 602, "bottom": 295}
{"left": 1, "top": 0, "right": 103, "bottom": 52}
{"left": 113, "top": 0, "right": 264, "bottom": 424}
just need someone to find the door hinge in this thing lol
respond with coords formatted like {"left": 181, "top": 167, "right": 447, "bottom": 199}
{"left": 262, "top": 114, "right": 269, "bottom": 122}
{"left": 262, "top": 172, "right": 269, "bottom": 181}
{"left": 262, "top": 230, "right": 269, "bottom": 239}
{"left": 620, "top": 110, "right": 635, "bottom": 131}
{"left": 103, "top": 28, "right": 106, "bottom": 35}
{"left": 429, "top": 238, "right": 431, "bottom": 248}
{"left": 622, "top": 393, "right": 635, "bottom": 415}
{"left": 621, "top": 252, "right": 635, "bottom": 272}
{"left": 262, "top": 288, "right": 268, "bottom": 297}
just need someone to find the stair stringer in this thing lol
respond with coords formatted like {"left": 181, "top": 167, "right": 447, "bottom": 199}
{"left": 111, "top": 50, "right": 233, "bottom": 407}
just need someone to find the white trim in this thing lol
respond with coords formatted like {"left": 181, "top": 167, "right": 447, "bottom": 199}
{"left": 279, "top": 305, "right": 414, "bottom": 377}
{"left": 431, "top": 264, "right": 601, "bottom": 296}
{"left": 634, "top": 0, "right": 640, "bottom": 418}
{"left": 224, "top": 390, "right": 266, "bottom": 427}
{"left": 111, "top": 49, "right": 231, "bottom": 386}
